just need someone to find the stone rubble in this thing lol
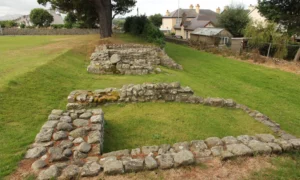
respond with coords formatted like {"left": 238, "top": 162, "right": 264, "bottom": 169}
{"left": 87, "top": 44, "right": 183, "bottom": 75}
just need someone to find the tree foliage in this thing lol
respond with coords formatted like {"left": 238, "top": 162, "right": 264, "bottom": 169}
{"left": 244, "top": 21, "right": 289, "bottom": 58}
{"left": 149, "top": 14, "right": 162, "bottom": 28}
{"left": 217, "top": 4, "right": 250, "bottom": 37}
{"left": 0, "top": 21, "right": 17, "bottom": 28}
{"left": 29, "top": 8, "right": 53, "bottom": 27}
{"left": 37, "top": 0, "right": 136, "bottom": 37}
{"left": 258, "top": 0, "right": 300, "bottom": 35}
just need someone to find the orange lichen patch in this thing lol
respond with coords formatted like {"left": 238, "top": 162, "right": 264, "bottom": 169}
{"left": 97, "top": 91, "right": 120, "bottom": 103}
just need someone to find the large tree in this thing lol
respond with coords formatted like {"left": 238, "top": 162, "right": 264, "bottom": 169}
{"left": 149, "top": 14, "right": 162, "bottom": 28}
{"left": 37, "top": 0, "right": 136, "bottom": 38}
{"left": 30, "top": 8, "right": 53, "bottom": 27}
{"left": 217, "top": 4, "right": 250, "bottom": 37}
{"left": 258, "top": 0, "right": 300, "bottom": 61}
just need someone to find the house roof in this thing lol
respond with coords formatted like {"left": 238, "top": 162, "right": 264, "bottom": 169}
{"left": 191, "top": 28, "right": 225, "bottom": 36}
{"left": 166, "top": 8, "right": 217, "bottom": 18}
{"left": 174, "top": 20, "right": 211, "bottom": 31}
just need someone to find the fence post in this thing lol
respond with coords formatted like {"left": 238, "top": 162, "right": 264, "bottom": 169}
{"left": 0, "top": 25, "right": 3, "bottom": 35}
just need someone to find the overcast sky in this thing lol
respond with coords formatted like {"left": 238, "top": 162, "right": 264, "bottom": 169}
{"left": 0, "top": 0, "right": 258, "bottom": 17}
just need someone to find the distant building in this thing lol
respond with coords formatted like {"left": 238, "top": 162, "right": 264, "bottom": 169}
{"left": 160, "top": 4, "right": 219, "bottom": 39}
{"left": 248, "top": 4, "right": 267, "bottom": 25}
{"left": 14, "top": 9, "right": 64, "bottom": 26}
{"left": 190, "top": 28, "right": 233, "bottom": 46}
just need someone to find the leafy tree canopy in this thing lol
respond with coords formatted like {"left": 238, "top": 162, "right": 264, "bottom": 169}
{"left": 30, "top": 8, "right": 53, "bottom": 27}
{"left": 149, "top": 14, "right": 162, "bottom": 28}
{"left": 217, "top": 4, "right": 250, "bottom": 37}
{"left": 258, "top": 0, "right": 300, "bottom": 35}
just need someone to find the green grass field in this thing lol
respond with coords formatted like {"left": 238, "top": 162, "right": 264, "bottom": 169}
{"left": 0, "top": 34, "right": 299, "bottom": 179}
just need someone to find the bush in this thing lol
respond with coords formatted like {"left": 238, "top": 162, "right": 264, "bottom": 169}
{"left": 20, "top": 24, "right": 25, "bottom": 29}
{"left": 51, "top": 24, "right": 64, "bottom": 29}
{"left": 0, "top": 21, "right": 17, "bottom": 28}
{"left": 124, "top": 16, "right": 165, "bottom": 47}
{"left": 30, "top": 8, "right": 54, "bottom": 27}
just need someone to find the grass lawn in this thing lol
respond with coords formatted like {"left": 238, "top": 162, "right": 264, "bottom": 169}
{"left": 0, "top": 34, "right": 299, "bottom": 179}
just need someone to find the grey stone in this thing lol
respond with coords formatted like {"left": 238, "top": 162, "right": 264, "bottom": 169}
{"left": 274, "top": 139, "right": 293, "bottom": 151}
{"left": 42, "top": 121, "right": 58, "bottom": 129}
{"left": 57, "top": 122, "right": 73, "bottom": 131}
{"left": 54, "top": 162, "right": 68, "bottom": 171}
{"left": 104, "top": 160, "right": 124, "bottom": 175}
{"left": 226, "top": 144, "right": 253, "bottom": 156}
{"left": 53, "top": 131, "right": 68, "bottom": 141}
{"left": 237, "top": 135, "right": 252, "bottom": 144}
{"left": 59, "top": 140, "right": 73, "bottom": 149}
{"left": 73, "top": 137, "right": 84, "bottom": 144}
{"left": 158, "top": 144, "right": 171, "bottom": 154}
{"left": 32, "top": 159, "right": 47, "bottom": 171}
{"left": 173, "top": 142, "right": 190, "bottom": 152}
{"left": 289, "top": 139, "right": 300, "bottom": 150}
{"left": 110, "top": 54, "right": 121, "bottom": 64}
{"left": 157, "top": 154, "right": 174, "bottom": 169}
{"left": 32, "top": 141, "right": 54, "bottom": 148}
{"left": 205, "top": 137, "right": 223, "bottom": 148}
{"left": 88, "top": 131, "right": 101, "bottom": 144}
{"left": 248, "top": 140, "right": 272, "bottom": 154}
{"left": 49, "top": 147, "right": 67, "bottom": 162}
{"left": 211, "top": 146, "right": 224, "bottom": 156}
{"left": 69, "top": 128, "right": 88, "bottom": 138}
{"left": 102, "top": 149, "right": 130, "bottom": 157}
{"left": 131, "top": 148, "right": 141, "bottom": 156}
{"left": 190, "top": 140, "right": 208, "bottom": 152}
{"left": 92, "top": 109, "right": 104, "bottom": 115}
{"left": 99, "top": 156, "right": 117, "bottom": 166}
{"left": 48, "top": 114, "right": 60, "bottom": 121}
{"left": 281, "top": 134, "right": 297, "bottom": 140}
{"left": 25, "top": 147, "right": 47, "bottom": 159}
{"left": 79, "top": 112, "right": 93, "bottom": 119}
{"left": 221, "top": 151, "right": 235, "bottom": 160}
{"left": 255, "top": 134, "right": 275, "bottom": 143}
{"left": 59, "top": 165, "right": 79, "bottom": 180}
{"left": 86, "top": 157, "right": 99, "bottom": 162}
{"left": 145, "top": 156, "right": 158, "bottom": 170}
{"left": 124, "top": 159, "right": 144, "bottom": 172}
{"left": 73, "top": 119, "right": 89, "bottom": 127}
{"left": 60, "top": 116, "right": 72, "bottom": 123}
{"left": 38, "top": 165, "right": 58, "bottom": 180}
{"left": 35, "top": 128, "right": 54, "bottom": 143}
{"left": 90, "top": 144, "right": 102, "bottom": 155}
{"left": 79, "top": 142, "right": 91, "bottom": 153}
{"left": 51, "top": 109, "right": 64, "bottom": 116}
{"left": 142, "top": 146, "right": 159, "bottom": 155}
{"left": 63, "top": 148, "right": 73, "bottom": 157}
{"left": 195, "top": 150, "right": 212, "bottom": 158}
{"left": 70, "top": 113, "right": 78, "bottom": 120}
{"left": 91, "top": 124, "right": 102, "bottom": 131}
{"left": 267, "top": 143, "right": 282, "bottom": 153}
{"left": 73, "top": 150, "right": 88, "bottom": 160}
{"left": 222, "top": 136, "right": 239, "bottom": 145}
{"left": 91, "top": 115, "right": 103, "bottom": 123}
{"left": 81, "top": 161, "right": 101, "bottom": 177}
{"left": 173, "top": 150, "right": 195, "bottom": 167}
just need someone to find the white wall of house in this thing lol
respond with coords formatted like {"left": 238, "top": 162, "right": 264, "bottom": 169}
{"left": 248, "top": 7, "right": 267, "bottom": 25}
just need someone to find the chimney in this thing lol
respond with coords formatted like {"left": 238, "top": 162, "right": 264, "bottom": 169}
{"left": 196, "top": 4, "right": 200, "bottom": 14}
{"left": 216, "top": 7, "right": 221, "bottom": 14}
{"left": 166, "top": 10, "right": 170, "bottom": 16}
{"left": 189, "top": 4, "right": 194, "bottom": 9}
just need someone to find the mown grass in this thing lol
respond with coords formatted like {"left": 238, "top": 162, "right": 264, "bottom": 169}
{"left": 248, "top": 152, "right": 300, "bottom": 180}
{"left": 102, "top": 103, "right": 272, "bottom": 152}
{"left": 0, "top": 34, "right": 299, "bottom": 179}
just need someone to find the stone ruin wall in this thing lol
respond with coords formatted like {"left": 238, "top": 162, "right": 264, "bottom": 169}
{"left": 23, "top": 82, "right": 300, "bottom": 179}
{"left": 87, "top": 44, "right": 183, "bottom": 75}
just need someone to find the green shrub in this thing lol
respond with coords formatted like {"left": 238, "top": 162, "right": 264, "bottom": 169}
{"left": 0, "top": 21, "right": 17, "bottom": 28}
{"left": 51, "top": 24, "right": 64, "bottom": 29}
{"left": 124, "top": 16, "right": 165, "bottom": 47}
{"left": 20, "top": 24, "right": 25, "bottom": 29}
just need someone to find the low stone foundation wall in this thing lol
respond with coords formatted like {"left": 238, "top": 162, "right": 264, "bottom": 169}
{"left": 25, "top": 109, "right": 104, "bottom": 179}
{"left": 1, "top": 28, "right": 99, "bottom": 36}
{"left": 87, "top": 44, "right": 182, "bottom": 75}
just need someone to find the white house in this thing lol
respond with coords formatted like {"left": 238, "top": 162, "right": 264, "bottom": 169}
{"left": 14, "top": 10, "right": 64, "bottom": 26}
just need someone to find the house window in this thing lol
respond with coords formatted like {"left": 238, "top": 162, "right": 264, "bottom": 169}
{"left": 220, "top": 37, "right": 229, "bottom": 45}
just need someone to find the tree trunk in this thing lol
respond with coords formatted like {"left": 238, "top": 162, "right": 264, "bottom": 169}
{"left": 94, "top": 0, "right": 112, "bottom": 38}
{"left": 294, "top": 47, "right": 300, "bottom": 62}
